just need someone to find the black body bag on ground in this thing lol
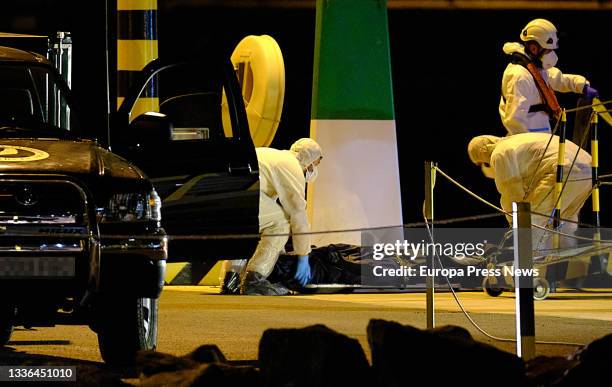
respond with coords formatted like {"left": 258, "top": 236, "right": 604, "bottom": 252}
{"left": 267, "top": 244, "right": 409, "bottom": 291}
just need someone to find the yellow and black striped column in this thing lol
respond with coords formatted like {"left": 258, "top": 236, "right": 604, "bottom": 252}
{"left": 590, "top": 112, "right": 605, "bottom": 273}
{"left": 591, "top": 112, "right": 600, "bottom": 228}
{"left": 116, "top": 0, "right": 159, "bottom": 119}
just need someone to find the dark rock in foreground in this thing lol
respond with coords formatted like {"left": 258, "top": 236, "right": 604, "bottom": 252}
{"left": 135, "top": 345, "right": 259, "bottom": 386}
{"left": 8, "top": 320, "right": 609, "bottom": 386}
{"left": 135, "top": 350, "right": 200, "bottom": 377}
{"left": 525, "top": 356, "right": 577, "bottom": 386}
{"left": 73, "top": 364, "right": 130, "bottom": 387}
{"left": 367, "top": 319, "right": 527, "bottom": 387}
{"left": 185, "top": 344, "right": 227, "bottom": 364}
{"left": 259, "top": 324, "right": 372, "bottom": 387}
{"left": 135, "top": 344, "right": 227, "bottom": 377}
{"left": 555, "top": 333, "right": 612, "bottom": 387}
{"left": 139, "top": 362, "right": 260, "bottom": 387}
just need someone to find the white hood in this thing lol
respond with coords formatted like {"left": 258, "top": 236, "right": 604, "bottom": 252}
{"left": 503, "top": 42, "right": 526, "bottom": 56}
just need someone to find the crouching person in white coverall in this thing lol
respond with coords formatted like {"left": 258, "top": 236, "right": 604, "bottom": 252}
{"left": 219, "top": 138, "right": 323, "bottom": 295}
{"left": 468, "top": 133, "right": 592, "bottom": 251}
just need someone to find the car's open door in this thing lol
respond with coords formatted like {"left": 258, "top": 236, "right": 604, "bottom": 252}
{"left": 112, "top": 57, "right": 259, "bottom": 262}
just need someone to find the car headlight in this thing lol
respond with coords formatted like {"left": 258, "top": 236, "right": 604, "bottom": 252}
{"left": 101, "top": 190, "right": 161, "bottom": 222}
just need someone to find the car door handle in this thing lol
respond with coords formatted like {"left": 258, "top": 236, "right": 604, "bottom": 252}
{"left": 228, "top": 163, "right": 253, "bottom": 175}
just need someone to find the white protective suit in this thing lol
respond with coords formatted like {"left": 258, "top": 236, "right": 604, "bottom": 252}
{"left": 246, "top": 140, "right": 322, "bottom": 276}
{"left": 499, "top": 43, "right": 589, "bottom": 135}
{"left": 220, "top": 140, "right": 321, "bottom": 280}
{"left": 469, "top": 133, "right": 592, "bottom": 249}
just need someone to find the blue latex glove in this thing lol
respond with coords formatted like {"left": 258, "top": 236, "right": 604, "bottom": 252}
{"left": 294, "top": 255, "right": 312, "bottom": 287}
{"left": 583, "top": 84, "right": 599, "bottom": 99}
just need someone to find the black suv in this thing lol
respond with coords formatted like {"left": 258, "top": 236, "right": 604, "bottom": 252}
{"left": 0, "top": 46, "right": 259, "bottom": 364}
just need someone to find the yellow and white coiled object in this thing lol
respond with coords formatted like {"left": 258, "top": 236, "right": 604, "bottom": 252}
{"left": 222, "top": 35, "right": 285, "bottom": 147}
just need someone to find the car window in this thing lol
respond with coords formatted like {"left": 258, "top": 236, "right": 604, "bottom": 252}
{"left": 129, "top": 63, "right": 235, "bottom": 142}
{"left": 0, "top": 65, "right": 75, "bottom": 133}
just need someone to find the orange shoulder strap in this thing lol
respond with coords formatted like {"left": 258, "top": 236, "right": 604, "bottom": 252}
{"left": 525, "top": 62, "right": 562, "bottom": 121}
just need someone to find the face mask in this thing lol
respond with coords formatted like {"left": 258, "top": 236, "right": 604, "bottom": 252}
{"left": 305, "top": 165, "right": 318, "bottom": 182}
{"left": 540, "top": 50, "right": 558, "bottom": 69}
{"left": 481, "top": 164, "right": 495, "bottom": 179}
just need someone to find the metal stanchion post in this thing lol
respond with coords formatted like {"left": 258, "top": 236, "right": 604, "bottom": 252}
{"left": 424, "top": 161, "right": 436, "bottom": 329}
{"left": 550, "top": 110, "right": 567, "bottom": 292}
{"left": 48, "top": 32, "right": 72, "bottom": 130}
{"left": 513, "top": 202, "right": 536, "bottom": 360}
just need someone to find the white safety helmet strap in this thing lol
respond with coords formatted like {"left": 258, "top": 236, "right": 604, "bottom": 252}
{"left": 520, "top": 18, "right": 559, "bottom": 50}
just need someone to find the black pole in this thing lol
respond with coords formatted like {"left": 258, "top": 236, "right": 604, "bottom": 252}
{"left": 513, "top": 201, "right": 535, "bottom": 360}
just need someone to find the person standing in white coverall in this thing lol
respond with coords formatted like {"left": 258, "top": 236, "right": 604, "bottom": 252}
{"left": 219, "top": 138, "right": 323, "bottom": 295}
{"left": 500, "top": 18, "right": 598, "bottom": 135}
{"left": 468, "top": 133, "right": 592, "bottom": 250}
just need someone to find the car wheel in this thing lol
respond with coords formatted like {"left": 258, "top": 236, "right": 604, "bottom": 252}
{"left": 482, "top": 277, "right": 504, "bottom": 297}
{"left": 533, "top": 277, "right": 550, "bottom": 301}
{"left": 96, "top": 297, "right": 158, "bottom": 365}
{"left": 0, "top": 305, "right": 15, "bottom": 347}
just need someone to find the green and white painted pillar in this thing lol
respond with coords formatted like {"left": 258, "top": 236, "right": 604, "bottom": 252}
{"left": 309, "top": 0, "right": 402, "bottom": 245}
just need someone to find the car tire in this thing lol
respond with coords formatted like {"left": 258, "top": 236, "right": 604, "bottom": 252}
{"left": 0, "top": 305, "right": 15, "bottom": 347}
{"left": 533, "top": 277, "right": 550, "bottom": 301}
{"left": 96, "top": 297, "right": 158, "bottom": 365}
{"left": 482, "top": 277, "right": 504, "bottom": 297}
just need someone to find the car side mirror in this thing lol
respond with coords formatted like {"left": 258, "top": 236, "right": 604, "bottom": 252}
{"left": 126, "top": 112, "right": 173, "bottom": 147}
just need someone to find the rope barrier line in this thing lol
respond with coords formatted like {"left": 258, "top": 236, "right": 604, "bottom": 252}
{"left": 533, "top": 245, "right": 612, "bottom": 266}
{"left": 522, "top": 100, "right": 607, "bottom": 202}
{"left": 533, "top": 118, "right": 601, "bottom": 229}
{"left": 84, "top": 163, "right": 600, "bottom": 246}
{"left": 524, "top": 100, "right": 611, "bottom": 213}
{"left": 532, "top": 243, "right": 612, "bottom": 258}
{"left": 529, "top": 183, "right": 595, "bottom": 228}
{"left": 0, "top": 213, "right": 504, "bottom": 240}
{"left": 434, "top": 165, "right": 592, "bottom": 226}
{"left": 423, "top": 218, "right": 585, "bottom": 347}
{"left": 567, "top": 173, "right": 612, "bottom": 182}
{"left": 531, "top": 223, "right": 612, "bottom": 243}
{"left": 433, "top": 167, "right": 509, "bottom": 215}
{"left": 434, "top": 165, "right": 612, "bottom": 243}
{"left": 525, "top": 100, "right": 608, "bottom": 215}
{"left": 428, "top": 213, "right": 504, "bottom": 224}
{"left": 563, "top": 98, "right": 612, "bottom": 113}
{"left": 533, "top": 165, "right": 597, "bottom": 230}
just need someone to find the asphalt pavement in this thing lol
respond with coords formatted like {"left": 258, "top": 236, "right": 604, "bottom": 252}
{"left": 2, "top": 287, "right": 611, "bottom": 365}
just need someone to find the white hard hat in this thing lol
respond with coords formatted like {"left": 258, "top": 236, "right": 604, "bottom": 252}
{"left": 520, "top": 18, "right": 558, "bottom": 49}
{"left": 290, "top": 138, "right": 323, "bottom": 169}
{"left": 467, "top": 135, "right": 501, "bottom": 165}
